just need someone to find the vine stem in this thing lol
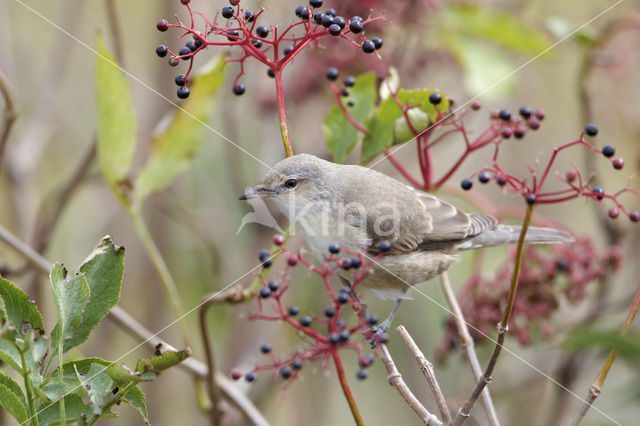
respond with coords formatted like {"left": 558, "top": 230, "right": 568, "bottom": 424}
{"left": 274, "top": 70, "right": 293, "bottom": 157}
{"left": 332, "top": 348, "right": 365, "bottom": 426}
{"left": 128, "top": 208, "right": 191, "bottom": 348}
{"left": 58, "top": 337, "right": 66, "bottom": 425}
{"left": 571, "top": 285, "right": 640, "bottom": 425}
{"left": 452, "top": 203, "right": 534, "bottom": 425}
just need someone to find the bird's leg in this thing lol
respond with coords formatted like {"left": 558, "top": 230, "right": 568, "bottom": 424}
{"left": 373, "top": 298, "right": 403, "bottom": 335}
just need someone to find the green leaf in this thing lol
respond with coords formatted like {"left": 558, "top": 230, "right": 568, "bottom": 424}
{"left": 106, "top": 363, "right": 142, "bottom": 385}
{"left": 0, "top": 382, "right": 28, "bottom": 424}
{"left": 323, "top": 72, "right": 377, "bottom": 163}
{"left": 135, "top": 55, "right": 227, "bottom": 204}
{"left": 546, "top": 17, "right": 596, "bottom": 46}
{"left": 45, "top": 358, "right": 112, "bottom": 397}
{"left": 123, "top": 385, "right": 149, "bottom": 424}
{"left": 443, "top": 5, "right": 552, "bottom": 56}
{"left": 135, "top": 349, "right": 191, "bottom": 374}
{"left": 0, "top": 338, "right": 22, "bottom": 371}
{"left": 361, "top": 89, "right": 448, "bottom": 163}
{"left": 37, "top": 394, "right": 93, "bottom": 425}
{"left": 0, "top": 371, "right": 27, "bottom": 410}
{"left": 0, "top": 275, "right": 44, "bottom": 335}
{"left": 96, "top": 34, "right": 137, "bottom": 197}
{"left": 64, "top": 236, "right": 124, "bottom": 352}
{"left": 50, "top": 264, "right": 90, "bottom": 353}
{"left": 76, "top": 363, "right": 113, "bottom": 416}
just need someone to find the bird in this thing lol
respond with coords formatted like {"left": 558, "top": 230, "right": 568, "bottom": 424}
{"left": 240, "top": 154, "right": 573, "bottom": 331}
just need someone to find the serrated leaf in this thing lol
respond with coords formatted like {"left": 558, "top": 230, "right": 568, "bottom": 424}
{"left": 443, "top": 5, "right": 552, "bottom": 56}
{"left": 50, "top": 264, "right": 90, "bottom": 353}
{"left": 96, "top": 34, "right": 137, "bottom": 197}
{"left": 135, "top": 349, "right": 191, "bottom": 374}
{"left": 0, "top": 372, "right": 27, "bottom": 410}
{"left": 135, "top": 55, "right": 227, "bottom": 204}
{"left": 64, "top": 236, "right": 124, "bottom": 352}
{"left": 324, "top": 72, "right": 377, "bottom": 163}
{"left": 0, "top": 382, "right": 28, "bottom": 424}
{"left": 46, "top": 358, "right": 112, "bottom": 397}
{"left": 76, "top": 363, "right": 113, "bottom": 416}
{"left": 0, "top": 339, "right": 22, "bottom": 371}
{"left": 0, "top": 275, "right": 44, "bottom": 335}
{"left": 37, "top": 393, "right": 93, "bottom": 425}
{"left": 123, "top": 385, "right": 149, "bottom": 424}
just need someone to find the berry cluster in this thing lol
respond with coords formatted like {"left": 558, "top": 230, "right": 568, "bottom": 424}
{"left": 230, "top": 235, "right": 393, "bottom": 385}
{"left": 155, "top": 0, "right": 384, "bottom": 99}
{"left": 436, "top": 236, "right": 622, "bottom": 360}
{"left": 459, "top": 121, "right": 639, "bottom": 222}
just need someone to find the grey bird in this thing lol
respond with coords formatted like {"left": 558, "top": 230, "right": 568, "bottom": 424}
{"left": 240, "top": 154, "right": 573, "bottom": 330}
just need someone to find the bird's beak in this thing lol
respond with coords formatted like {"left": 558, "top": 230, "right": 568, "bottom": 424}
{"left": 238, "top": 186, "right": 276, "bottom": 200}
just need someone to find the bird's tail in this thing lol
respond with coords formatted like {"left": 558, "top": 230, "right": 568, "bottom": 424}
{"left": 457, "top": 225, "right": 574, "bottom": 251}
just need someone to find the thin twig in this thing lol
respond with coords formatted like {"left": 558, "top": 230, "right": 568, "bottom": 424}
{"left": 452, "top": 204, "right": 534, "bottom": 425}
{"left": 0, "top": 66, "right": 19, "bottom": 172}
{"left": 439, "top": 272, "right": 499, "bottom": 426}
{"left": 571, "top": 285, "right": 640, "bottom": 425}
{"left": 379, "top": 343, "right": 443, "bottom": 426}
{"left": 397, "top": 325, "right": 451, "bottom": 424}
{"left": 0, "top": 222, "right": 270, "bottom": 426}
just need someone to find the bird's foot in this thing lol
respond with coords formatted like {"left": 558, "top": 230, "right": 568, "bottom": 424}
{"left": 367, "top": 321, "right": 391, "bottom": 347}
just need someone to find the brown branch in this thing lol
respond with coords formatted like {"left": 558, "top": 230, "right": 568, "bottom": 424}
{"left": 0, "top": 66, "right": 19, "bottom": 172}
{"left": 439, "top": 272, "right": 499, "bottom": 426}
{"left": 396, "top": 325, "right": 451, "bottom": 424}
{"left": 379, "top": 343, "right": 443, "bottom": 425}
{"left": 0, "top": 222, "right": 269, "bottom": 426}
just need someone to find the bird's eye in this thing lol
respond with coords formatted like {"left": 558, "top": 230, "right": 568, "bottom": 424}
{"left": 284, "top": 179, "right": 298, "bottom": 188}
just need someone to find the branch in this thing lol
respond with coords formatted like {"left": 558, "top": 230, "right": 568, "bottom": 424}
{"left": 397, "top": 325, "right": 451, "bottom": 424}
{"left": 0, "top": 66, "right": 19, "bottom": 171}
{"left": 0, "top": 222, "right": 269, "bottom": 426}
{"left": 379, "top": 343, "right": 443, "bottom": 425}
{"left": 571, "top": 285, "right": 640, "bottom": 425}
{"left": 453, "top": 204, "right": 534, "bottom": 425}
{"left": 439, "top": 272, "right": 499, "bottom": 426}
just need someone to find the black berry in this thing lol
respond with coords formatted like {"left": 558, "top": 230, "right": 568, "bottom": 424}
{"left": 362, "top": 40, "right": 376, "bottom": 53}
{"left": 309, "top": 0, "right": 323, "bottom": 7}
{"left": 175, "top": 74, "right": 187, "bottom": 86}
{"left": 221, "top": 6, "right": 234, "bottom": 19}
{"left": 260, "top": 343, "right": 272, "bottom": 354}
{"left": 295, "top": 6, "right": 305, "bottom": 17}
{"left": 267, "top": 68, "right": 275, "bottom": 78}
{"left": 498, "top": 109, "right": 512, "bottom": 121}
{"left": 333, "top": 16, "right": 346, "bottom": 29}
{"left": 356, "top": 369, "right": 368, "bottom": 380}
{"left": 325, "top": 8, "right": 336, "bottom": 16}
{"left": 496, "top": 174, "right": 508, "bottom": 186}
{"left": 313, "top": 12, "right": 324, "bottom": 24}
{"left": 328, "top": 243, "right": 341, "bottom": 254}
{"left": 461, "top": 178, "right": 473, "bottom": 190}
{"left": 601, "top": 144, "right": 615, "bottom": 157}
{"left": 288, "top": 305, "right": 300, "bottom": 316}
{"left": 284, "top": 45, "right": 294, "bottom": 55}
{"left": 291, "top": 358, "right": 303, "bottom": 369}
{"left": 245, "top": 10, "right": 255, "bottom": 22}
{"left": 156, "top": 45, "right": 168, "bottom": 57}
{"left": 351, "top": 15, "right": 363, "bottom": 21}
{"left": 256, "top": 26, "right": 269, "bottom": 38}
{"left": 258, "top": 249, "right": 270, "bottom": 262}
{"left": 339, "top": 330, "right": 350, "bottom": 342}
{"left": 324, "top": 306, "right": 335, "bottom": 318}
{"left": 349, "top": 257, "right": 361, "bottom": 268}
{"left": 337, "top": 292, "right": 349, "bottom": 304}
{"left": 194, "top": 39, "right": 203, "bottom": 48}
{"left": 340, "top": 258, "right": 352, "bottom": 269}
{"left": 519, "top": 106, "right": 532, "bottom": 118}
{"left": 378, "top": 240, "right": 391, "bottom": 252}
{"left": 280, "top": 366, "right": 292, "bottom": 379}
{"left": 329, "top": 24, "right": 341, "bottom": 36}
{"left": 321, "top": 14, "right": 334, "bottom": 27}
{"left": 329, "top": 333, "right": 340, "bottom": 344}
{"left": 592, "top": 186, "right": 605, "bottom": 200}
{"left": 233, "top": 83, "right": 246, "bottom": 95}
{"left": 157, "top": 19, "right": 169, "bottom": 32}
{"left": 262, "top": 258, "right": 272, "bottom": 268}
{"left": 178, "top": 47, "right": 191, "bottom": 57}
{"left": 299, "top": 315, "right": 312, "bottom": 327}
{"left": 525, "top": 194, "right": 536, "bottom": 205}
{"left": 371, "top": 37, "right": 383, "bottom": 49}
{"left": 367, "top": 314, "right": 379, "bottom": 325}
{"left": 349, "top": 20, "right": 363, "bottom": 33}
{"left": 326, "top": 67, "right": 339, "bottom": 80}
{"left": 245, "top": 372, "right": 256, "bottom": 382}
{"left": 478, "top": 171, "right": 491, "bottom": 184}
{"left": 177, "top": 87, "right": 190, "bottom": 99}
{"left": 299, "top": 8, "right": 310, "bottom": 19}
{"left": 186, "top": 41, "right": 197, "bottom": 52}
{"left": 585, "top": 123, "right": 598, "bottom": 136}
{"left": 268, "top": 280, "right": 279, "bottom": 291}
{"left": 429, "top": 92, "right": 442, "bottom": 105}
{"left": 226, "top": 30, "right": 239, "bottom": 41}
{"left": 251, "top": 39, "right": 263, "bottom": 48}
{"left": 259, "top": 287, "right": 271, "bottom": 298}
{"left": 341, "top": 89, "right": 349, "bottom": 97}
{"left": 360, "top": 353, "right": 374, "bottom": 367}
{"left": 513, "top": 128, "right": 525, "bottom": 139}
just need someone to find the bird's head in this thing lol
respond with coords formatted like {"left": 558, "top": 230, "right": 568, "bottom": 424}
{"left": 239, "top": 154, "right": 333, "bottom": 205}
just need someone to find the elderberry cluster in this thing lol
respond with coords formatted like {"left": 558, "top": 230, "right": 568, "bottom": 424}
{"left": 230, "top": 235, "right": 392, "bottom": 385}
{"left": 155, "top": 0, "right": 384, "bottom": 99}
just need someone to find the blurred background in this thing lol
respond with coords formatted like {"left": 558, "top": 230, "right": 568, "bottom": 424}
{"left": 1, "top": 0, "right": 639, "bottom": 424}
